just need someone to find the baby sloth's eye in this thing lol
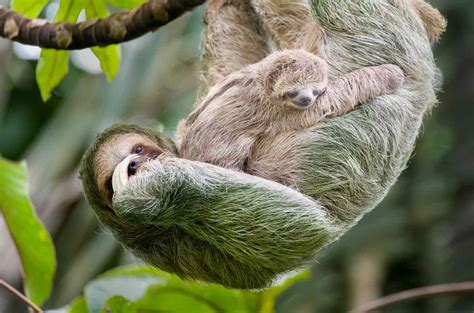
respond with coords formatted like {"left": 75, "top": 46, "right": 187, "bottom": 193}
{"left": 134, "top": 145, "right": 144, "bottom": 154}
{"left": 286, "top": 90, "right": 299, "bottom": 99}
{"left": 313, "top": 87, "right": 327, "bottom": 97}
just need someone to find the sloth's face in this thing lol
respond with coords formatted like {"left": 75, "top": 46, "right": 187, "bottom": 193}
{"left": 94, "top": 133, "right": 170, "bottom": 204}
{"left": 282, "top": 82, "right": 328, "bottom": 109}
{"left": 266, "top": 50, "right": 329, "bottom": 109}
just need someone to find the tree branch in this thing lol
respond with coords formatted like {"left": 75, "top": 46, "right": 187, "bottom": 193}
{"left": 0, "top": 279, "right": 43, "bottom": 313}
{"left": 0, "top": 0, "right": 205, "bottom": 50}
{"left": 351, "top": 281, "right": 474, "bottom": 313}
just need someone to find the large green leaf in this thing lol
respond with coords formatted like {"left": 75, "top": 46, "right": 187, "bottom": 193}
{"left": 84, "top": 275, "right": 163, "bottom": 313}
{"left": 85, "top": 0, "right": 121, "bottom": 80}
{"left": 36, "top": 0, "right": 84, "bottom": 101}
{"left": 0, "top": 158, "right": 56, "bottom": 306}
{"left": 82, "top": 265, "right": 312, "bottom": 313}
{"left": 11, "top": 0, "right": 50, "bottom": 18}
{"left": 107, "top": 0, "right": 147, "bottom": 9}
{"left": 84, "top": 265, "right": 256, "bottom": 313}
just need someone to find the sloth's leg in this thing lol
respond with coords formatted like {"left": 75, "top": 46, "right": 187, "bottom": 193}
{"left": 314, "top": 64, "right": 405, "bottom": 119}
{"left": 198, "top": 0, "right": 269, "bottom": 99}
{"left": 250, "top": 0, "right": 324, "bottom": 54}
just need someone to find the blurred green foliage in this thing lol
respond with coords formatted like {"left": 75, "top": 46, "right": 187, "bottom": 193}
{"left": 0, "top": 0, "right": 473, "bottom": 312}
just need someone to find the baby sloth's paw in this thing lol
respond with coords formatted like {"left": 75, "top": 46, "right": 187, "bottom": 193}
{"left": 380, "top": 64, "right": 405, "bottom": 92}
{"left": 285, "top": 84, "right": 327, "bottom": 109}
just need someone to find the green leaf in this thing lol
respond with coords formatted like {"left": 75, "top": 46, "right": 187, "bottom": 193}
{"left": 11, "top": 0, "right": 50, "bottom": 18}
{"left": 36, "top": 50, "right": 70, "bottom": 101}
{"left": 85, "top": 0, "right": 121, "bottom": 80}
{"left": 84, "top": 276, "right": 163, "bottom": 313}
{"left": 68, "top": 297, "right": 91, "bottom": 313}
{"left": 91, "top": 46, "right": 121, "bottom": 80}
{"left": 100, "top": 296, "right": 136, "bottom": 313}
{"left": 54, "top": 0, "right": 84, "bottom": 21}
{"left": 83, "top": 265, "right": 308, "bottom": 313}
{"left": 0, "top": 158, "right": 56, "bottom": 306}
{"left": 107, "top": 0, "right": 147, "bottom": 9}
{"left": 256, "top": 270, "right": 311, "bottom": 313}
{"left": 85, "top": 265, "right": 256, "bottom": 313}
{"left": 35, "top": 0, "right": 84, "bottom": 101}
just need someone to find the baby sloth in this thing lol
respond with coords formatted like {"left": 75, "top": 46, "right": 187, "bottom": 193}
{"left": 177, "top": 49, "right": 404, "bottom": 172}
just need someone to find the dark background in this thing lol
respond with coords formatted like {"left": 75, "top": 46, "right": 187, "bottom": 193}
{"left": 0, "top": 0, "right": 473, "bottom": 312}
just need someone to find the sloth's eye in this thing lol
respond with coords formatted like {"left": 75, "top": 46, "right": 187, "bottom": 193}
{"left": 134, "top": 145, "right": 144, "bottom": 154}
{"left": 286, "top": 90, "right": 298, "bottom": 99}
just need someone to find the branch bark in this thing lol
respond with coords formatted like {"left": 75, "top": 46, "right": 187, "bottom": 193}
{"left": 351, "top": 281, "right": 474, "bottom": 313}
{"left": 0, "top": 0, "right": 205, "bottom": 50}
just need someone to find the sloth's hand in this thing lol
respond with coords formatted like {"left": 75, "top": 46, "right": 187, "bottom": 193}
{"left": 112, "top": 155, "right": 141, "bottom": 193}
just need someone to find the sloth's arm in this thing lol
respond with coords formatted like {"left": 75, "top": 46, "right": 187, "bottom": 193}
{"left": 250, "top": 0, "right": 324, "bottom": 54}
{"left": 198, "top": 0, "right": 269, "bottom": 99}
{"left": 318, "top": 65, "right": 405, "bottom": 118}
{"left": 113, "top": 157, "right": 341, "bottom": 274}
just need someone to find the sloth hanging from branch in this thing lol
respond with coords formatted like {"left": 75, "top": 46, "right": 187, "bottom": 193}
{"left": 77, "top": 0, "right": 446, "bottom": 289}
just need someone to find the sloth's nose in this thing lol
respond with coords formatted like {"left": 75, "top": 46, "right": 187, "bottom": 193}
{"left": 295, "top": 96, "right": 313, "bottom": 107}
{"left": 127, "top": 157, "right": 144, "bottom": 176}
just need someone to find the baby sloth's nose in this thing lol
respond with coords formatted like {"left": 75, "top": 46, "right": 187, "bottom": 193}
{"left": 290, "top": 87, "right": 316, "bottom": 108}
{"left": 295, "top": 95, "right": 313, "bottom": 107}
{"left": 127, "top": 157, "right": 145, "bottom": 176}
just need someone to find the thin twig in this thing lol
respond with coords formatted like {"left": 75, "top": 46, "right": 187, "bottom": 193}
{"left": 351, "top": 281, "right": 474, "bottom": 313}
{"left": 0, "top": 0, "right": 205, "bottom": 49}
{"left": 0, "top": 279, "right": 43, "bottom": 313}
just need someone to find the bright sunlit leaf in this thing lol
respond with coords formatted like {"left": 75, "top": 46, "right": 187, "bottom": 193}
{"left": 0, "top": 158, "right": 56, "bottom": 306}
{"left": 36, "top": 0, "right": 84, "bottom": 101}
{"left": 36, "top": 50, "right": 69, "bottom": 101}
{"left": 11, "top": 0, "right": 50, "bottom": 18}
{"left": 85, "top": 0, "right": 121, "bottom": 80}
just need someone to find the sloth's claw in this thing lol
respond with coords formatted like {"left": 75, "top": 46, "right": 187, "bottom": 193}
{"left": 112, "top": 155, "right": 138, "bottom": 193}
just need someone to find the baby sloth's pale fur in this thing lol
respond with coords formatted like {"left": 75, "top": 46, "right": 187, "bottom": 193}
{"left": 177, "top": 49, "right": 404, "bottom": 180}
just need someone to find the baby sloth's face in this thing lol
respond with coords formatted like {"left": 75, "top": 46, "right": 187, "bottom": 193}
{"left": 283, "top": 81, "right": 327, "bottom": 109}
{"left": 267, "top": 50, "right": 329, "bottom": 109}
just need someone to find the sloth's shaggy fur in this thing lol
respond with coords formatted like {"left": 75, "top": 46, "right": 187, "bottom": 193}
{"left": 80, "top": 0, "right": 444, "bottom": 289}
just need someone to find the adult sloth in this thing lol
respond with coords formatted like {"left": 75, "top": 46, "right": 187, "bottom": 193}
{"left": 80, "top": 0, "right": 444, "bottom": 289}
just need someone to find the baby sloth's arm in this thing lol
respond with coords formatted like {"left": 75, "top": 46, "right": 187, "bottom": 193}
{"left": 317, "top": 64, "right": 405, "bottom": 118}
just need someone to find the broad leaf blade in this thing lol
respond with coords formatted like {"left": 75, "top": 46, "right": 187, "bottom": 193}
{"left": 85, "top": 276, "right": 162, "bottom": 313}
{"left": 84, "top": 265, "right": 255, "bottom": 313}
{"left": 35, "top": 0, "right": 84, "bottom": 101}
{"left": 11, "top": 0, "right": 50, "bottom": 18}
{"left": 0, "top": 158, "right": 56, "bottom": 306}
{"left": 36, "top": 50, "right": 69, "bottom": 101}
{"left": 85, "top": 0, "right": 121, "bottom": 80}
